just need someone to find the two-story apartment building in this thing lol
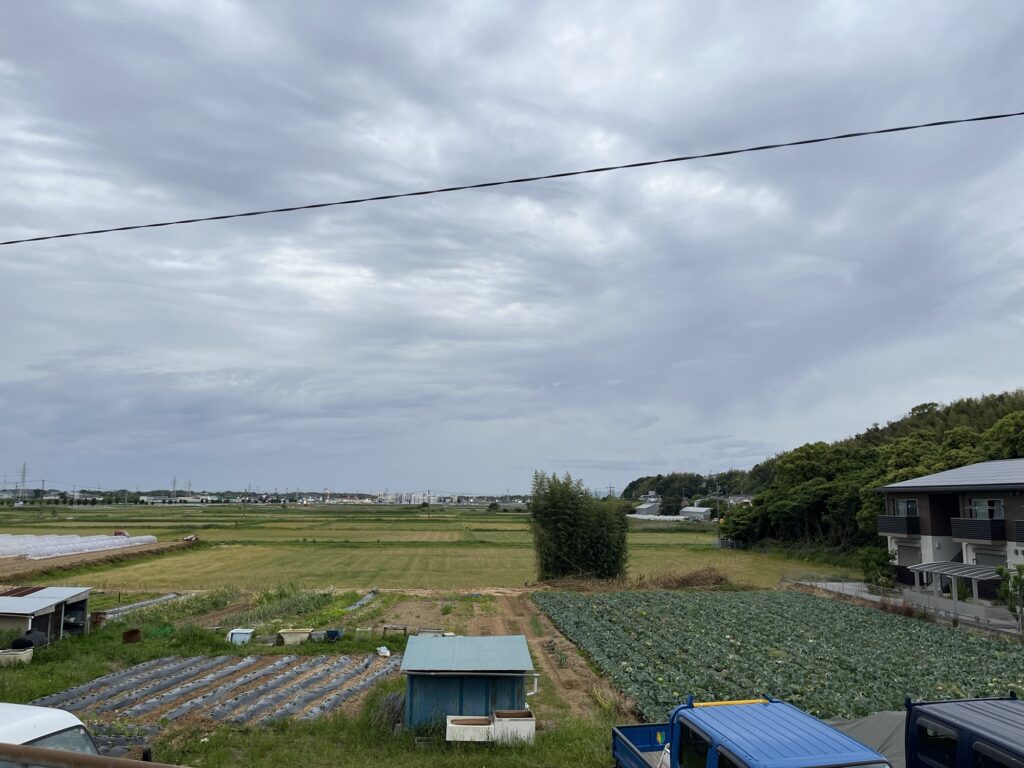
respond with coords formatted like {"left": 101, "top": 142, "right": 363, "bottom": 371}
{"left": 876, "top": 458, "right": 1024, "bottom": 598}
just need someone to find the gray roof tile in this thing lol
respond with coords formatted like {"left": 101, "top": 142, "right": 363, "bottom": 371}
{"left": 878, "top": 458, "right": 1024, "bottom": 492}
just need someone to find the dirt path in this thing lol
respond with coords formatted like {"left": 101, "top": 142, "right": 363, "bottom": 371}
{"left": 463, "top": 593, "right": 617, "bottom": 720}
{"left": 182, "top": 598, "right": 253, "bottom": 629}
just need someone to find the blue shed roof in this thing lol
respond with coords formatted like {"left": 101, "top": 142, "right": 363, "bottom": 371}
{"left": 401, "top": 635, "right": 533, "bottom": 673}
{"left": 680, "top": 701, "right": 888, "bottom": 768}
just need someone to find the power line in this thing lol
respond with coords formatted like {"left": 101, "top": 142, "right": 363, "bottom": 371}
{"left": 2, "top": 109, "right": 1022, "bottom": 248}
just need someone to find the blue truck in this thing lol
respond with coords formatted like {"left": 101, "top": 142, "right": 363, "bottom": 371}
{"left": 613, "top": 695, "right": 1024, "bottom": 768}
{"left": 612, "top": 698, "right": 891, "bottom": 768}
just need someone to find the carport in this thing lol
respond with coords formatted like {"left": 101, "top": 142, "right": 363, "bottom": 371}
{"left": 907, "top": 561, "right": 1002, "bottom": 613}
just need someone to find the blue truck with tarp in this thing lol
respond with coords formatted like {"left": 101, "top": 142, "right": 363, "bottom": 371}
{"left": 612, "top": 695, "right": 1024, "bottom": 768}
{"left": 612, "top": 698, "right": 890, "bottom": 768}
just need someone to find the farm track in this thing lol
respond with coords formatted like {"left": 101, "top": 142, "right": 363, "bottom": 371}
{"left": 33, "top": 652, "right": 402, "bottom": 725}
{"left": 465, "top": 593, "right": 614, "bottom": 720}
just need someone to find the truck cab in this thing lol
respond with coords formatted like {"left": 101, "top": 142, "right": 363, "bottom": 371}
{"left": 0, "top": 703, "right": 99, "bottom": 763}
{"left": 905, "top": 694, "right": 1024, "bottom": 768}
{"left": 613, "top": 698, "right": 891, "bottom": 768}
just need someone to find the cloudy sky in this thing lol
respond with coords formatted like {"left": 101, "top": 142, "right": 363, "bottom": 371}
{"left": 2, "top": 2, "right": 1023, "bottom": 495}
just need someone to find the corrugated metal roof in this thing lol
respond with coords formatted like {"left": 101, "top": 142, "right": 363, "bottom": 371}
{"left": 685, "top": 701, "right": 887, "bottom": 768}
{"left": 401, "top": 635, "right": 533, "bottom": 673}
{"left": 32, "top": 587, "right": 90, "bottom": 601}
{"left": 908, "top": 562, "right": 1002, "bottom": 580}
{"left": 915, "top": 698, "right": 1024, "bottom": 755}
{"left": 0, "top": 597, "right": 60, "bottom": 616}
{"left": 877, "top": 459, "right": 1024, "bottom": 492}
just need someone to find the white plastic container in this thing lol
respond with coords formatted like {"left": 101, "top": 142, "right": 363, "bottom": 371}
{"left": 0, "top": 648, "right": 33, "bottom": 666}
{"left": 226, "top": 628, "right": 255, "bottom": 645}
{"left": 445, "top": 716, "right": 494, "bottom": 742}
{"left": 493, "top": 709, "right": 536, "bottom": 744}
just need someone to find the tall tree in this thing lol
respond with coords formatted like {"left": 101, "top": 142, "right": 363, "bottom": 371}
{"left": 529, "top": 472, "right": 628, "bottom": 580}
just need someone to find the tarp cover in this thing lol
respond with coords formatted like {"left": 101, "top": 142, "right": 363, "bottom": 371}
{"left": 828, "top": 711, "right": 906, "bottom": 768}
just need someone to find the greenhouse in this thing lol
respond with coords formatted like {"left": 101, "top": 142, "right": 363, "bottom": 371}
{"left": 0, "top": 533, "right": 158, "bottom": 560}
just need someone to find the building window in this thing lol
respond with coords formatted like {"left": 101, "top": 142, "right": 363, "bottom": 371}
{"left": 895, "top": 499, "right": 919, "bottom": 517}
{"left": 964, "top": 498, "right": 1004, "bottom": 520}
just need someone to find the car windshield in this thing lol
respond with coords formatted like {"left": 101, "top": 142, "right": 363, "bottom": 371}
{"left": 30, "top": 725, "right": 99, "bottom": 754}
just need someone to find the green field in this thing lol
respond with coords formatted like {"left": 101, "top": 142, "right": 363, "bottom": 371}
{"left": 537, "top": 590, "right": 1024, "bottom": 720}
{"left": 0, "top": 504, "right": 855, "bottom": 590}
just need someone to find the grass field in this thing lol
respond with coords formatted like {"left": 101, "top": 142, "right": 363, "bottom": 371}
{"left": 0, "top": 504, "right": 859, "bottom": 590}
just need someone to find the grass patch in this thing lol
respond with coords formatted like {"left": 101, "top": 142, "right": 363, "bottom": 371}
{"left": 154, "top": 678, "right": 617, "bottom": 768}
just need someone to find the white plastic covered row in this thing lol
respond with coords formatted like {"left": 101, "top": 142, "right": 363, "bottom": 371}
{"left": 0, "top": 534, "right": 158, "bottom": 560}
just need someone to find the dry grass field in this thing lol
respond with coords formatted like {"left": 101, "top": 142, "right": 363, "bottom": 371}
{"left": 0, "top": 504, "right": 856, "bottom": 590}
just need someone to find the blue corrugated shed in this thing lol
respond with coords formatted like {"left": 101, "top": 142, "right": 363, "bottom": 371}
{"left": 403, "top": 635, "right": 534, "bottom": 728}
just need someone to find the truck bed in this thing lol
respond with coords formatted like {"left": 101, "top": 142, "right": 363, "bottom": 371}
{"left": 612, "top": 723, "right": 669, "bottom": 768}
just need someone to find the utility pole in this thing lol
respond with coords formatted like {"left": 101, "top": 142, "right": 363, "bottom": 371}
{"left": 172, "top": 475, "right": 177, "bottom": 501}
{"left": 19, "top": 462, "right": 27, "bottom": 501}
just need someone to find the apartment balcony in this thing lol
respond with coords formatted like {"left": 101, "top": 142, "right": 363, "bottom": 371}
{"left": 951, "top": 517, "right": 1006, "bottom": 543}
{"left": 1015, "top": 520, "right": 1024, "bottom": 544}
{"left": 876, "top": 515, "right": 920, "bottom": 536}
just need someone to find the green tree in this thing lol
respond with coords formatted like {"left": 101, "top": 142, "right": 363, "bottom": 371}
{"left": 996, "top": 563, "right": 1024, "bottom": 632}
{"left": 939, "top": 425, "right": 983, "bottom": 469}
{"left": 528, "top": 472, "right": 627, "bottom": 580}
{"left": 981, "top": 412, "right": 1024, "bottom": 459}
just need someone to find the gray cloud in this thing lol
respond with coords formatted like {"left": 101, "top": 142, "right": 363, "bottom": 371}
{"left": 2, "top": 1, "right": 1023, "bottom": 493}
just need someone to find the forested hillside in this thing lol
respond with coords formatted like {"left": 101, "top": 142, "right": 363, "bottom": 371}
{"left": 625, "top": 391, "right": 1024, "bottom": 549}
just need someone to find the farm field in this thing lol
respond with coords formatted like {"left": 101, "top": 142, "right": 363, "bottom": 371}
{"left": 535, "top": 590, "right": 1024, "bottom": 721}
{"left": 0, "top": 504, "right": 852, "bottom": 590}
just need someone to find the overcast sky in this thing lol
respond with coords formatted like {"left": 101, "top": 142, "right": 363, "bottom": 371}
{"left": 2, "top": 2, "right": 1023, "bottom": 495}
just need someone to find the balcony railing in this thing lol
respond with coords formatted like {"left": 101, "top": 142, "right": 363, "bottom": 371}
{"left": 876, "top": 515, "right": 921, "bottom": 536}
{"left": 1015, "top": 520, "right": 1024, "bottom": 544}
{"left": 951, "top": 517, "right": 1006, "bottom": 542}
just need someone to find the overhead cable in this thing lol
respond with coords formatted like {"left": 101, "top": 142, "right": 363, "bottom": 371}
{"left": 2, "top": 109, "right": 1022, "bottom": 247}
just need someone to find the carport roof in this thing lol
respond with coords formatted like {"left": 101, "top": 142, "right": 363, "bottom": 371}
{"left": 908, "top": 562, "right": 1002, "bottom": 580}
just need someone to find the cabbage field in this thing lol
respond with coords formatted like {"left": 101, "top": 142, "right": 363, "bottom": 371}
{"left": 534, "top": 590, "right": 1024, "bottom": 721}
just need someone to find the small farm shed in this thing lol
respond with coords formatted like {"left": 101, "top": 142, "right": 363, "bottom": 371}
{"left": 0, "top": 586, "right": 91, "bottom": 643}
{"left": 401, "top": 635, "right": 535, "bottom": 728}
{"left": 681, "top": 506, "right": 714, "bottom": 521}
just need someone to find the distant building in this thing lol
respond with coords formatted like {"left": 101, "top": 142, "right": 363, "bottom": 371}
{"left": 727, "top": 495, "right": 754, "bottom": 507}
{"left": 680, "top": 506, "right": 715, "bottom": 521}
{"left": 635, "top": 501, "right": 661, "bottom": 515}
